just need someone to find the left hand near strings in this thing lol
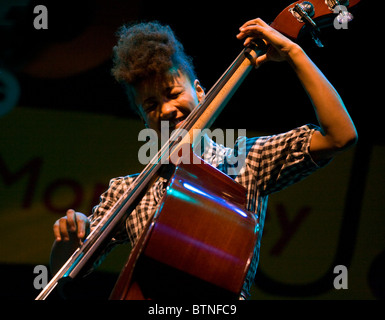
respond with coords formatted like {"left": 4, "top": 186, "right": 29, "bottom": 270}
{"left": 236, "top": 18, "right": 301, "bottom": 67}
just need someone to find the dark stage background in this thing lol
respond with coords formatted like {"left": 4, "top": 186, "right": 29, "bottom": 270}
{"left": 1, "top": 0, "right": 384, "bottom": 300}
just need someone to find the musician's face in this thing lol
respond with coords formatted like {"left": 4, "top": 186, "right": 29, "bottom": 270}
{"left": 133, "top": 71, "right": 205, "bottom": 136}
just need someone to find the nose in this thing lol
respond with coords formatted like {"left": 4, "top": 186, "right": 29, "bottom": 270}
{"left": 159, "top": 100, "right": 177, "bottom": 120}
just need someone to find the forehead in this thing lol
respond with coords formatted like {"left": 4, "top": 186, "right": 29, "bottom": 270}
{"left": 133, "top": 72, "right": 191, "bottom": 104}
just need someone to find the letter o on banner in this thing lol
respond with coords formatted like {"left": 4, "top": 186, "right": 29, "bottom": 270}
{"left": 43, "top": 179, "right": 83, "bottom": 213}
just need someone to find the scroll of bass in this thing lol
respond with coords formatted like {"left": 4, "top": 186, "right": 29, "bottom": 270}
{"left": 108, "top": 0, "right": 361, "bottom": 300}
{"left": 270, "top": 0, "right": 361, "bottom": 47}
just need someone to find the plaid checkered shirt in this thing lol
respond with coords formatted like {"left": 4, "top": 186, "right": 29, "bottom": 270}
{"left": 89, "top": 124, "right": 330, "bottom": 299}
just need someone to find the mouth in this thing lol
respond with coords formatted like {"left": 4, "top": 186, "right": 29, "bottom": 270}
{"left": 168, "top": 118, "right": 186, "bottom": 131}
{"left": 160, "top": 117, "right": 188, "bottom": 134}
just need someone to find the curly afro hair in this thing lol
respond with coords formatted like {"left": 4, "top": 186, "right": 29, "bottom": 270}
{"left": 111, "top": 21, "right": 197, "bottom": 112}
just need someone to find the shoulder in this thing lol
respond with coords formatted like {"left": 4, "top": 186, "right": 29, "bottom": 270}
{"left": 105, "top": 173, "right": 139, "bottom": 196}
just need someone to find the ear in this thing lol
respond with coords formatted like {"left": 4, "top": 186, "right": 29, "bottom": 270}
{"left": 194, "top": 79, "right": 205, "bottom": 102}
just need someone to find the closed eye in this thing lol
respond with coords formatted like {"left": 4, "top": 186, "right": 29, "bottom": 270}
{"left": 168, "top": 90, "right": 182, "bottom": 100}
{"left": 143, "top": 100, "right": 158, "bottom": 113}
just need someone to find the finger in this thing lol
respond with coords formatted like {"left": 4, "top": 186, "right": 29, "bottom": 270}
{"left": 53, "top": 220, "right": 61, "bottom": 241}
{"left": 59, "top": 217, "right": 70, "bottom": 241}
{"left": 76, "top": 216, "right": 89, "bottom": 239}
{"left": 253, "top": 18, "right": 269, "bottom": 28}
{"left": 254, "top": 54, "right": 268, "bottom": 68}
{"left": 242, "top": 36, "right": 261, "bottom": 47}
{"left": 239, "top": 17, "right": 267, "bottom": 30}
{"left": 66, "top": 209, "right": 77, "bottom": 232}
{"left": 236, "top": 24, "right": 265, "bottom": 42}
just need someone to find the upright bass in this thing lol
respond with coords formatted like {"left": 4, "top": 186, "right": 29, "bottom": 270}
{"left": 36, "top": 0, "right": 361, "bottom": 300}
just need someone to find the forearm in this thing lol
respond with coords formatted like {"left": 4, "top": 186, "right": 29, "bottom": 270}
{"left": 237, "top": 17, "right": 357, "bottom": 159}
{"left": 286, "top": 46, "right": 357, "bottom": 151}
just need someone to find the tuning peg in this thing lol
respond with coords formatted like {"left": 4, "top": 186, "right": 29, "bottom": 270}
{"left": 290, "top": 2, "right": 324, "bottom": 47}
{"left": 290, "top": 2, "right": 318, "bottom": 30}
{"left": 335, "top": 8, "right": 354, "bottom": 24}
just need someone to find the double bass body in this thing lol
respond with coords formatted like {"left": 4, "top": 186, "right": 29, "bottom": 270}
{"left": 109, "top": 151, "right": 259, "bottom": 300}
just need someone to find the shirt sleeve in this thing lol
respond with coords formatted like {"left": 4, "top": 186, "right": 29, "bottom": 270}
{"left": 246, "top": 124, "right": 331, "bottom": 195}
{"left": 89, "top": 176, "right": 132, "bottom": 240}
{"left": 86, "top": 176, "right": 134, "bottom": 270}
